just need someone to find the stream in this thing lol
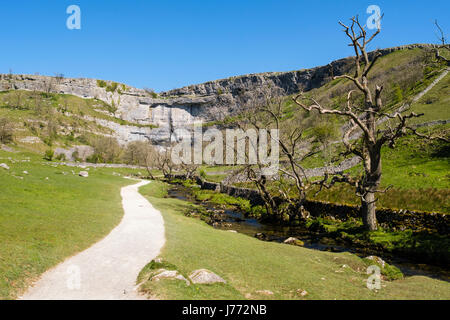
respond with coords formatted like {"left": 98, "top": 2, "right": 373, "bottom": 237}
{"left": 168, "top": 185, "right": 450, "bottom": 282}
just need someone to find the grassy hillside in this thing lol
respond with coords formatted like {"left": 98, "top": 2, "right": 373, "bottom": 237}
{"left": 0, "top": 90, "right": 117, "bottom": 153}
{"left": 138, "top": 181, "right": 450, "bottom": 300}
{"left": 0, "top": 89, "right": 157, "bottom": 157}
{"left": 305, "top": 131, "right": 449, "bottom": 213}
{"left": 0, "top": 148, "right": 142, "bottom": 299}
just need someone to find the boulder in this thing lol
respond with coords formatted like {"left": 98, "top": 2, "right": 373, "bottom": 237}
{"left": 255, "top": 232, "right": 268, "bottom": 240}
{"left": 19, "top": 136, "right": 41, "bottom": 144}
{"left": 151, "top": 269, "right": 190, "bottom": 285}
{"left": 1, "top": 145, "right": 14, "bottom": 152}
{"left": 296, "top": 289, "right": 308, "bottom": 297}
{"left": 255, "top": 290, "right": 273, "bottom": 296}
{"left": 188, "top": 269, "right": 226, "bottom": 284}
{"left": 283, "top": 237, "right": 305, "bottom": 246}
{"left": 0, "top": 163, "right": 10, "bottom": 170}
{"left": 79, "top": 171, "right": 89, "bottom": 178}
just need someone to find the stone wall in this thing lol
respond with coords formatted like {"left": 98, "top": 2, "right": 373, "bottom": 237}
{"left": 303, "top": 200, "right": 449, "bottom": 234}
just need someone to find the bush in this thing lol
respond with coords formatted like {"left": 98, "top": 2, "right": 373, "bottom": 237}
{"left": 106, "top": 82, "right": 119, "bottom": 93}
{"left": 0, "top": 118, "right": 14, "bottom": 144}
{"left": 89, "top": 136, "right": 122, "bottom": 163}
{"left": 43, "top": 149, "right": 54, "bottom": 161}
{"left": 97, "top": 80, "right": 107, "bottom": 88}
{"left": 55, "top": 153, "right": 66, "bottom": 161}
{"left": 72, "top": 150, "right": 81, "bottom": 162}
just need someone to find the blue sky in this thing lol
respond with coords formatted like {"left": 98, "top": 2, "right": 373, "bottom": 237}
{"left": 0, "top": 0, "right": 448, "bottom": 92}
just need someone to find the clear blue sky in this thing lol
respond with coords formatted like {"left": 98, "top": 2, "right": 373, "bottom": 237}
{"left": 0, "top": 0, "right": 448, "bottom": 92}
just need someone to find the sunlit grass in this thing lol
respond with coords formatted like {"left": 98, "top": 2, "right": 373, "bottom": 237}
{"left": 138, "top": 180, "right": 450, "bottom": 300}
{"left": 0, "top": 150, "right": 141, "bottom": 299}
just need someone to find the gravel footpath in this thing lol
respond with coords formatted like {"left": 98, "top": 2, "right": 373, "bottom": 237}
{"left": 20, "top": 180, "right": 165, "bottom": 300}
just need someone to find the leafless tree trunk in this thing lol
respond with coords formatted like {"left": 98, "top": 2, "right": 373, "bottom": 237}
{"left": 235, "top": 87, "right": 321, "bottom": 221}
{"left": 0, "top": 118, "right": 14, "bottom": 144}
{"left": 292, "top": 16, "right": 438, "bottom": 230}
{"left": 434, "top": 20, "right": 450, "bottom": 66}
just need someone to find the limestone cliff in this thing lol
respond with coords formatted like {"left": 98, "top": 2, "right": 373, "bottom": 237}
{"left": 0, "top": 44, "right": 436, "bottom": 145}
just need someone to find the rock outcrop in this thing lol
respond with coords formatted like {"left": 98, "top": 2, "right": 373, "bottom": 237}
{"left": 188, "top": 269, "right": 226, "bottom": 284}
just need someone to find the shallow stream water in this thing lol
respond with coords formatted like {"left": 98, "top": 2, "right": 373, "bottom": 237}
{"left": 168, "top": 185, "right": 450, "bottom": 282}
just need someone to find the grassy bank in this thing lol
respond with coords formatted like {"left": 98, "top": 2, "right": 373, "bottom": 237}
{"left": 138, "top": 180, "right": 450, "bottom": 300}
{"left": 0, "top": 149, "right": 141, "bottom": 299}
{"left": 307, "top": 132, "right": 450, "bottom": 213}
{"left": 304, "top": 217, "right": 449, "bottom": 266}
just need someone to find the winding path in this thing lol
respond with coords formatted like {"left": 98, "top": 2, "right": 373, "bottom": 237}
{"left": 20, "top": 180, "right": 165, "bottom": 300}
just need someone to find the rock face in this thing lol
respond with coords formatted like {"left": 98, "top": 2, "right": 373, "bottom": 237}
{"left": 55, "top": 145, "right": 94, "bottom": 161}
{"left": 188, "top": 269, "right": 226, "bottom": 284}
{"left": 0, "top": 44, "right": 436, "bottom": 146}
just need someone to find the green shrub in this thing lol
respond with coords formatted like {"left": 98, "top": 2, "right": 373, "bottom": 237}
{"left": 97, "top": 80, "right": 107, "bottom": 88}
{"left": 72, "top": 150, "right": 81, "bottom": 162}
{"left": 55, "top": 153, "right": 66, "bottom": 161}
{"left": 106, "top": 82, "right": 119, "bottom": 93}
{"left": 43, "top": 149, "right": 54, "bottom": 161}
{"left": 392, "top": 84, "right": 404, "bottom": 105}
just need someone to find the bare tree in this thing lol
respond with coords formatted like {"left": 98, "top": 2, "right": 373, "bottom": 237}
{"left": 292, "top": 16, "right": 448, "bottom": 230}
{"left": 54, "top": 73, "right": 65, "bottom": 83}
{"left": 235, "top": 87, "right": 323, "bottom": 221}
{"left": 134, "top": 141, "right": 162, "bottom": 180}
{"left": 90, "top": 136, "right": 122, "bottom": 163}
{"left": 155, "top": 146, "right": 179, "bottom": 178}
{"left": 434, "top": 20, "right": 450, "bottom": 65}
{"left": 13, "top": 90, "right": 23, "bottom": 109}
{"left": 0, "top": 118, "right": 14, "bottom": 144}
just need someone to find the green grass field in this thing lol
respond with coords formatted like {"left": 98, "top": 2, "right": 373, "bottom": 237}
{"left": 0, "top": 149, "right": 141, "bottom": 299}
{"left": 307, "top": 132, "right": 450, "bottom": 213}
{"left": 137, "top": 180, "right": 450, "bottom": 300}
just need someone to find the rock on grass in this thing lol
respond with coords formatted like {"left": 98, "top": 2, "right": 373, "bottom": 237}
{"left": 188, "top": 269, "right": 226, "bottom": 284}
